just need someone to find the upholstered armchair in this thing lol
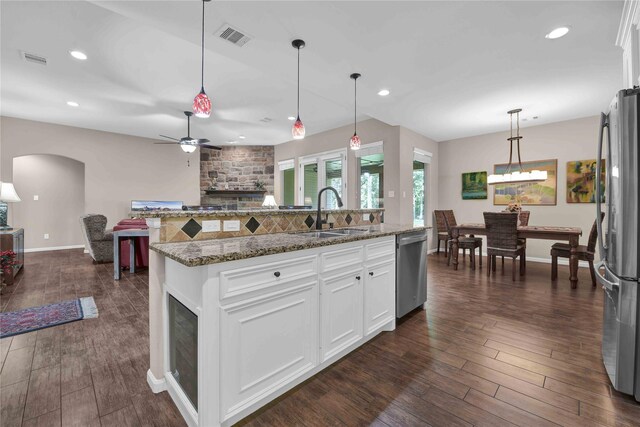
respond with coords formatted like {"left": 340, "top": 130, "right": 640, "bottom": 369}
{"left": 80, "top": 214, "right": 113, "bottom": 263}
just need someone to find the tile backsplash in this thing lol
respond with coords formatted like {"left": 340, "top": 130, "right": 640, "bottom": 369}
{"left": 158, "top": 210, "right": 383, "bottom": 243}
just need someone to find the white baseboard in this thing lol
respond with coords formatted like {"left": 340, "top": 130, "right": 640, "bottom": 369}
{"left": 25, "top": 244, "right": 85, "bottom": 253}
{"left": 147, "top": 369, "right": 167, "bottom": 393}
{"left": 430, "top": 250, "right": 591, "bottom": 268}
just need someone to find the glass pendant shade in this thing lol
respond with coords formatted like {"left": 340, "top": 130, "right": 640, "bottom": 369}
{"left": 350, "top": 133, "right": 361, "bottom": 150}
{"left": 193, "top": 89, "right": 211, "bottom": 118}
{"left": 181, "top": 144, "right": 197, "bottom": 153}
{"left": 292, "top": 117, "right": 305, "bottom": 140}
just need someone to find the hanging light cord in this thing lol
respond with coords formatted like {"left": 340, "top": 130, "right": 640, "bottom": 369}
{"left": 296, "top": 46, "right": 300, "bottom": 116}
{"left": 200, "top": 0, "right": 205, "bottom": 90}
{"left": 354, "top": 77, "right": 357, "bottom": 134}
{"left": 506, "top": 110, "right": 524, "bottom": 174}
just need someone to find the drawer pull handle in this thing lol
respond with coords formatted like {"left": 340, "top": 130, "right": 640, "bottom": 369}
{"left": 356, "top": 275, "right": 361, "bottom": 280}
{"left": 369, "top": 271, "right": 374, "bottom": 276}
{"left": 274, "top": 271, "right": 281, "bottom": 278}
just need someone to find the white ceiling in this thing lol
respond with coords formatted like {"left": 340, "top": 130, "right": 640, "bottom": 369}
{"left": 0, "top": 1, "right": 623, "bottom": 145}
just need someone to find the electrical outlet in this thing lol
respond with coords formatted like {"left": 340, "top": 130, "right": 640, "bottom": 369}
{"left": 403, "top": 191, "right": 406, "bottom": 198}
{"left": 202, "top": 220, "right": 221, "bottom": 233}
{"left": 388, "top": 190, "right": 395, "bottom": 198}
{"left": 223, "top": 220, "right": 241, "bottom": 232}
{"left": 44, "top": 233, "right": 49, "bottom": 240}
{"left": 33, "top": 195, "right": 39, "bottom": 201}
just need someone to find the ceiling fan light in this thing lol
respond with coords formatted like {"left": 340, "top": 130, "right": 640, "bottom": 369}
{"left": 181, "top": 144, "right": 197, "bottom": 153}
{"left": 350, "top": 133, "right": 361, "bottom": 150}
{"left": 292, "top": 117, "right": 305, "bottom": 140}
{"left": 193, "top": 89, "right": 212, "bottom": 118}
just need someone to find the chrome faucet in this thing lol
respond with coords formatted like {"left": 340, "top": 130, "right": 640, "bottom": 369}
{"left": 316, "top": 186, "right": 343, "bottom": 230}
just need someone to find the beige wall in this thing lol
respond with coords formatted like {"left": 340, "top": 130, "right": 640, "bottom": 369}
{"left": 13, "top": 154, "right": 85, "bottom": 250}
{"left": 274, "top": 119, "right": 439, "bottom": 249}
{"left": 274, "top": 118, "right": 400, "bottom": 214}
{"left": 438, "top": 115, "right": 601, "bottom": 260}
{"left": 1, "top": 116, "right": 200, "bottom": 244}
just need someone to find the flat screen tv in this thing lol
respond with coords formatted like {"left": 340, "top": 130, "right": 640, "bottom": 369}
{"left": 131, "top": 200, "right": 183, "bottom": 211}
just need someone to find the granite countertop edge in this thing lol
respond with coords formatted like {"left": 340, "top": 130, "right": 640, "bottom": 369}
{"left": 132, "top": 208, "right": 384, "bottom": 219}
{"left": 150, "top": 225, "right": 431, "bottom": 267}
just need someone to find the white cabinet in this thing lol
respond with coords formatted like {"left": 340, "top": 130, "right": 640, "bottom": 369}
{"left": 364, "top": 259, "right": 396, "bottom": 336}
{"left": 219, "top": 277, "right": 319, "bottom": 419}
{"left": 320, "top": 267, "right": 363, "bottom": 361}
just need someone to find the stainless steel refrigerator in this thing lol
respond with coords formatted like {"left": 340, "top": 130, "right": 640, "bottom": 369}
{"left": 596, "top": 88, "right": 640, "bottom": 400}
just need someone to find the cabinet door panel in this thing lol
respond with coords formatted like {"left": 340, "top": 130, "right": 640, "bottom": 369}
{"left": 364, "top": 259, "right": 395, "bottom": 336}
{"left": 321, "top": 268, "right": 363, "bottom": 361}
{"left": 220, "top": 280, "right": 318, "bottom": 419}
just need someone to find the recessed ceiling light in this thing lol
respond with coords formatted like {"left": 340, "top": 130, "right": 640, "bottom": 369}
{"left": 545, "top": 27, "right": 570, "bottom": 39}
{"left": 69, "top": 50, "right": 87, "bottom": 60}
{"left": 238, "top": 135, "right": 246, "bottom": 139}
{"left": 377, "top": 89, "right": 390, "bottom": 96}
{"left": 227, "top": 140, "right": 237, "bottom": 144}
{"left": 288, "top": 116, "right": 296, "bottom": 121}
{"left": 66, "top": 101, "right": 79, "bottom": 107}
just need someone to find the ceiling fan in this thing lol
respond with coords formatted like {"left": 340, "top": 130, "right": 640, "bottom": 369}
{"left": 156, "top": 111, "right": 221, "bottom": 153}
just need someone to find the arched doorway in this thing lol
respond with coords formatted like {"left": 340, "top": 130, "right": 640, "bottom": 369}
{"left": 12, "top": 154, "right": 85, "bottom": 251}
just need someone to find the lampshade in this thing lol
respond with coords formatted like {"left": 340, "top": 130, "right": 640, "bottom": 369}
{"left": 193, "top": 89, "right": 212, "bottom": 118}
{"left": 0, "top": 183, "right": 21, "bottom": 203}
{"left": 292, "top": 117, "right": 305, "bottom": 140}
{"left": 181, "top": 144, "right": 197, "bottom": 153}
{"left": 262, "top": 195, "right": 278, "bottom": 208}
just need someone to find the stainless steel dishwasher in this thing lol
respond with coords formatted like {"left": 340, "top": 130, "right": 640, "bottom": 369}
{"left": 396, "top": 229, "right": 428, "bottom": 317}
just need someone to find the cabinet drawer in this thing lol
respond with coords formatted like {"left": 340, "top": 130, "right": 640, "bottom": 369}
{"left": 220, "top": 255, "right": 317, "bottom": 301}
{"left": 365, "top": 238, "right": 395, "bottom": 263}
{"left": 320, "top": 246, "right": 363, "bottom": 273}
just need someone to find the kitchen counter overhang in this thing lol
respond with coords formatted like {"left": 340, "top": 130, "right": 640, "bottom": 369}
{"left": 150, "top": 223, "right": 430, "bottom": 267}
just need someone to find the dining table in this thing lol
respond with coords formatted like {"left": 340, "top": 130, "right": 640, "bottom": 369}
{"left": 450, "top": 224, "right": 583, "bottom": 288}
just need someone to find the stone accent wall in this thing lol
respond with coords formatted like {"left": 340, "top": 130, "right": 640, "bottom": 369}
{"left": 200, "top": 146, "right": 275, "bottom": 209}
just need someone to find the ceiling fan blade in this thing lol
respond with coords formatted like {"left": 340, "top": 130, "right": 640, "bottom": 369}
{"left": 196, "top": 139, "right": 210, "bottom": 144}
{"left": 154, "top": 142, "right": 180, "bottom": 145}
{"left": 159, "top": 134, "right": 180, "bottom": 141}
{"left": 200, "top": 144, "right": 222, "bottom": 150}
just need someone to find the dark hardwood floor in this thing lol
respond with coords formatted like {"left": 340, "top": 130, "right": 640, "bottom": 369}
{"left": 2, "top": 249, "right": 639, "bottom": 427}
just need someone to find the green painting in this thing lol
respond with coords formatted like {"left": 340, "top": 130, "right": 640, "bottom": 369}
{"left": 567, "top": 159, "right": 605, "bottom": 203}
{"left": 461, "top": 171, "right": 488, "bottom": 200}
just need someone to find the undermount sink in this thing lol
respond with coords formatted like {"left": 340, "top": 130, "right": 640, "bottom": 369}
{"left": 293, "top": 228, "right": 370, "bottom": 238}
{"left": 329, "top": 228, "right": 370, "bottom": 235}
{"left": 295, "top": 231, "right": 344, "bottom": 238}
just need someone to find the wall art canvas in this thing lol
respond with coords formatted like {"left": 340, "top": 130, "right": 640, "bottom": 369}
{"left": 566, "top": 159, "right": 606, "bottom": 203}
{"left": 461, "top": 171, "right": 487, "bottom": 200}
{"left": 493, "top": 159, "right": 557, "bottom": 205}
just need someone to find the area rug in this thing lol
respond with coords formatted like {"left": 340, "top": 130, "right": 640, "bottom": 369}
{"left": 0, "top": 297, "right": 98, "bottom": 338}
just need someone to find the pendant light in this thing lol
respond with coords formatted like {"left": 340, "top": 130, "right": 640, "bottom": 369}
{"left": 192, "top": 0, "right": 212, "bottom": 118}
{"left": 487, "top": 109, "right": 547, "bottom": 184}
{"left": 349, "top": 73, "right": 362, "bottom": 150}
{"left": 291, "top": 39, "right": 306, "bottom": 140}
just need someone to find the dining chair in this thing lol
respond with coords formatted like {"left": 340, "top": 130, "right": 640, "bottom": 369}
{"left": 434, "top": 210, "right": 449, "bottom": 256}
{"left": 484, "top": 212, "right": 525, "bottom": 281}
{"left": 445, "top": 210, "right": 482, "bottom": 270}
{"left": 499, "top": 210, "right": 531, "bottom": 269}
{"left": 550, "top": 213, "right": 604, "bottom": 287}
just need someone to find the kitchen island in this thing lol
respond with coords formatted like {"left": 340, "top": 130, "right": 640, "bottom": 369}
{"left": 144, "top": 215, "right": 429, "bottom": 427}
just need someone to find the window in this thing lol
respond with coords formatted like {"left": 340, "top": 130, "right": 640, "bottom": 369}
{"left": 413, "top": 148, "right": 432, "bottom": 227}
{"left": 299, "top": 150, "right": 347, "bottom": 209}
{"left": 413, "top": 161, "right": 425, "bottom": 226}
{"left": 355, "top": 142, "right": 384, "bottom": 209}
{"left": 359, "top": 153, "right": 384, "bottom": 209}
{"left": 278, "top": 159, "right": 295, "bottom": 207}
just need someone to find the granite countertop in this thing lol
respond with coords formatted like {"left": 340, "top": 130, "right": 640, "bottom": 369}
{"left": 150, "top": 224, "right": 431, "bottom": 267}
{"left": 132, "top": 208, "right": 384, "bottom": 218}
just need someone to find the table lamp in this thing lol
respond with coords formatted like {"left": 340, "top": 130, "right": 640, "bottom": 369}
{"left": 262, "top": 194, "right": 278, "bottom": 209}
{"left": 0, "top": 182, "right": 21, "bottom": 230}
